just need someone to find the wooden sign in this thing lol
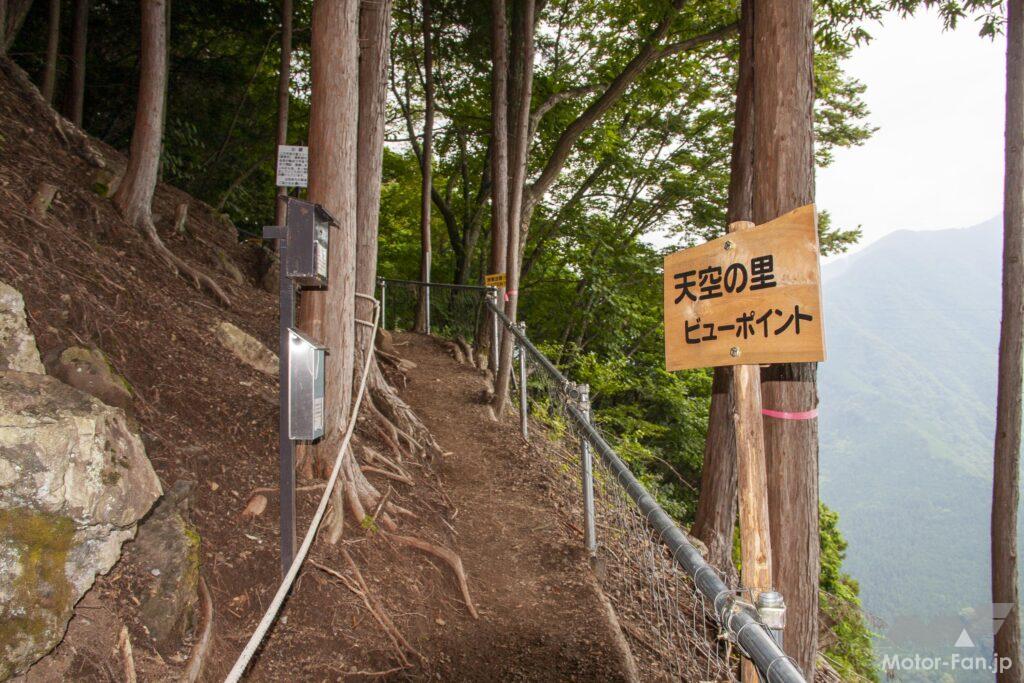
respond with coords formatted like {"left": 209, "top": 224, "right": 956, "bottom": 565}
{"left": 663, "top": 204, "right": 825, "bottom": 371}
{"left": 484, "top": 273, "right": 506, "bottom": 288}
{"left": 276, "top": 145, "right": 309, "bottom": 188}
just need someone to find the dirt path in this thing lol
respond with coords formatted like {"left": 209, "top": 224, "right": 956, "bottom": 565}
{"left": 396, "top": 333, "right": 635, "bottom": 682}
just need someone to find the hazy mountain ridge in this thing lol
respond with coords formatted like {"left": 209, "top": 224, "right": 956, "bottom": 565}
{"left": 819, "top": 216, "right": 1007, "bottom": 637}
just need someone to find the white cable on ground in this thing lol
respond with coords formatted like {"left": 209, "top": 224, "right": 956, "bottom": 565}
{"left": 226, "top": 295, "right": 380, "bottom": 682}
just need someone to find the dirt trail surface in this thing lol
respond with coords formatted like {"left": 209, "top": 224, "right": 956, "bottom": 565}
{"left": 391, "top": 333, "right": 634, "bottom": 682}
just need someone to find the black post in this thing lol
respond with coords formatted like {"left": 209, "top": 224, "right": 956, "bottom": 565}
{"left": 263, "top": 224, "right": 297, "bottom": 577}
{"left": 278, "top": 238, "right": 297, "bottom": 575}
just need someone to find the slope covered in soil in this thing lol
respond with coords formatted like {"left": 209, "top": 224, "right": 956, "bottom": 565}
{"left": 0, "top": 59, "right": 641, "bottom": 681}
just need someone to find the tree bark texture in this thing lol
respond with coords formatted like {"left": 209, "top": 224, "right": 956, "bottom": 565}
{"left": 414, "top": 0, "right": 434, "bottom": 333}
{"left": 692, "top": 0, "right": 753, "bottom": 576}
{"left": 274, "top": 0, "right": 293, "bottom": 229}
{"left": 752, "top": 0, "right": 819, "bottom": 676}
{"left": 66, "top": 0, "right": 88, "bottom": 126}
{"left": 113, "top": 0, "right": 167, "bottom": 229}
{"left": 354, "top": 0, "right": 392, "bottom": 377}
{"left": 298, "top": 0, "right": 358, "bottom": 466}
{"left": 992, "top": 0, "right": 1024, "bottom": 678}
{"left": 40, "top": 0, "right": 59, "bottom": 103}
{"left": 2, "top": 0, "right": 34, "bottom": 54}
{"left": 493, "top": 0, "right": 534, "bottom": 415}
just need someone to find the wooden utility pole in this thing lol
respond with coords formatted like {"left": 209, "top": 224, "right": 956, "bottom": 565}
{"left": 66, "top": 0, "right": 89, "bottom": 126}
{"left": 41, "top": 0, "right": 59, "bottom": 103}
{"left": 274, "top": 0, "right": 293, "bottom": 229}
{"left": 752, "top": 0, "right": 819, "bottom": 675}
{"left": 729, "top": 220, "right": 773, "bottom": 683}
{"left": 992, "top": 0, "right": 1024, "bottom": 678}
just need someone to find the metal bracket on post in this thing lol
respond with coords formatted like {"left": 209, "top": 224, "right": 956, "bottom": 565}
{"left": 576, "top": 382, "right": 597, "bottom": 558}
{"left": 488, "top": 287, "right": 499, "bottom": 374}
{"left": 262, "top": 223, "right": 297, "bottom": 578}
{"left": 756, "top": 590, "right": 786, "bottom": 649}
{"left": 518, "top": 322, "right": 528, "bottom": 439}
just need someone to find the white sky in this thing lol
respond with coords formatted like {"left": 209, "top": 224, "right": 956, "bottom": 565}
{"left": 817, "top": 9, "right": 1007, "bottom": 256}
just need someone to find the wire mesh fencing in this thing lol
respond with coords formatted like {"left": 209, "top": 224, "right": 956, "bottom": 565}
{"left": 377, "top": 278, "right": 494, "bottom": 344}
{"left": 376, "top": 279, "right": 805, "bottom": 683}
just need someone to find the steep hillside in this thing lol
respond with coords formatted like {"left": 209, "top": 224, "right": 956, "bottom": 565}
{"left": 0, "top": 60, "right": 694, "bottom": 682}
{"left": 819, "top": 217, "right": 1016, "bottom": 656}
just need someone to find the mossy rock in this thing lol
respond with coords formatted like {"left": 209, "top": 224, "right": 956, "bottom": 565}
{"left": 45, "top": 345, "right": 133, "bottom": 409}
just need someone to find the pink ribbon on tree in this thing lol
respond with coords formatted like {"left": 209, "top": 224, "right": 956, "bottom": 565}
{"left": 761, "top": 408, "right": 818, "bottom": 421}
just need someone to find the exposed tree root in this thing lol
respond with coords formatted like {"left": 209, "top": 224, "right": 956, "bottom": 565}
{"left": 139, "top": 218, "right": 232, "bottom": 307}
{"left": 387, "top": 533, "right": 479, "bottom": 619}
{"left": 183, "top": 576, "right": 214, "bottom": 683}
{"left": 367, "top": 361, "right": 442, "bottom": 459}
{"left": 117, "top": 626, "right": 137, "bottom": 683}
{"left": 312, "top": 555, "right": 421, "bottom": 668}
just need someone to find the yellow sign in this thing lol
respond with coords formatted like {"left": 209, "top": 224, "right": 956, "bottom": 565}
{"left": 663, "top": 205, "right": 825, "bottom": 371}
{"left": 484, "top": 273, "right": 507, "bottom": 288}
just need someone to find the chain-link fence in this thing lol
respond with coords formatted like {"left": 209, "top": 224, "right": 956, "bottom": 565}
{"left": 377, "top": 278, "right": 495, "bottom": 345}
{"left": 377, "top": 278, "right": 805, "bottom": 683}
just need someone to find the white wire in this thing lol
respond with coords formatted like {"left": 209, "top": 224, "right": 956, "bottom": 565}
{"left": 225, "top": 298, "right": 381, "bottom": 682}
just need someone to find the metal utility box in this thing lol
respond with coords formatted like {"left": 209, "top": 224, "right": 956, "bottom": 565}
{"left": 287, "top": 328, "right": 326, "bottom": 441}
{"left": 285, "top": 199, "right": 335, "bottom": 287}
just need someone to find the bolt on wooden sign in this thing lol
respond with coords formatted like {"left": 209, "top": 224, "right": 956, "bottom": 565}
{"left": 663, "top": 204, "right": 826, "bottom": 371}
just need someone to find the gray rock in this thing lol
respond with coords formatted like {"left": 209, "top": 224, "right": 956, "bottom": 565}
{"left": 0, "top": 281, "right": 44, "bottom": 375}
{"left": 0, "top": 371, "right": 161, "bottom": 679}
{"left": 125, "top": 481, "right": 200, "bottom": 651}
{"left": 44, "top": 346, "right": 132, "bottom": 409}
{"left": 212, "top": 321, "right": 277, "bottom": 377}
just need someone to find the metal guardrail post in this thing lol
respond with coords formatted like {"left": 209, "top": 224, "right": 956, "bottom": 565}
{"left": 577, "top": 382, "right": 597, "bottom": 558}
{"left": 489, "top": 288, "right": 499, "bottom": 374}
{"left": 757, "top": 590, "right": 786, "bottom": 649}
{"left": 425, "top": 282, "right": 431, "bottom": 335}
{"left": 518, "top": 322, "right": 528, "bottom": 439}
{"left": 379, "top": 278, "right": 387, "bottom": 331}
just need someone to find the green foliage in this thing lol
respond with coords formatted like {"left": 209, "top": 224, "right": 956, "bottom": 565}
{"left": 820, "top": 504, "right": 879, "bottom": 681}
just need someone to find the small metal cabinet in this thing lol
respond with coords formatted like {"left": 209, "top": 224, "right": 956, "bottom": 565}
{"left": 285, "top": 198, "right": 335, "bottom": 287}
{"left": 287, "top": 328, "right": 326, "bottom": 441}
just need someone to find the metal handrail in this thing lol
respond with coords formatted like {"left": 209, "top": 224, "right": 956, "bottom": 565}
{"left": 377, "top": 278, "right": 805, "bottom": 682}
{"left": 377, "top": 276, "right": 496, "bottom": 293}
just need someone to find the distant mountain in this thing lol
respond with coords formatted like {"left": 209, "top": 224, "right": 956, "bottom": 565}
{"left": 819, "top": 216, "right": 1014, "bottom": 661}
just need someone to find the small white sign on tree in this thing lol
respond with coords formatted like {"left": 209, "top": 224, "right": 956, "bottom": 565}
{"left": 276, "top": 145, "right": 309, "bottom": 188}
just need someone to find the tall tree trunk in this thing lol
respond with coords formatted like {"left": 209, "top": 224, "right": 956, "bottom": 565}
{"left": 993, "top": 0, "right": 1024, "bottom": 678}
{"left": 477, "top": 0, "right": 508, "bottom": 360}
{"left": 274, "top": 0, "right": 292, "bottom": 229}
{"left": 66, "top": 0, "right": 88, "bottom": 126}
{"left": 493, "top": 0, "right": 534, "bottom": 415}
{"left": 414, "top": 0, "right": 434, "bottom": 333}
{"left": 2, "top": 0, "right": 34, "bottom": 54}
{"left": 40, "top": 0, "right": 59, "bottom": 103}
{"left": 752, "top": 0, "right": 819, "bottom": 676}
{"left": 354, "top": 0, "right": 391, "bottom": 374}
{"left": 113, "top": 0, "right": 167, "bottom": 229}
{"left": 692, "top": 0, "right": 754, "bottom": 576}
{"left": 297, "top": 0, "right": 358, "bottom": 469}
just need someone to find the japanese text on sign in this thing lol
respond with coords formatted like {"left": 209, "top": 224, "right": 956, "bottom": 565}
{"left": 484, "top": 273, "right": 506, "bottom": 288}
{"left": 276, "top": 145, "right": 309, "bottom": 188}
{"left": 663, "top": 205, "right": 826, "bottom": 370}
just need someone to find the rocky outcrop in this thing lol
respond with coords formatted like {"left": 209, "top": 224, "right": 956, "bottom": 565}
{"left": 124, "top": 480, "right": 200, "bottom": 651}
{"left": 0, "top": 280, "right": 44, "bottom": 375}
{"left": 44, "top": 346, "right": 133, "bottom": 409}
{"left": 212, "top": 321, "right": 277, "bottom": 377}
{"left": 0, "top": 371, "right": 162, "bottom": 679}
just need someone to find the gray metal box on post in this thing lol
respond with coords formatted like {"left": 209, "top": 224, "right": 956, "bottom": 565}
{"left": 288, "top": 328, "right": 326, "bottom": 441}
{"left": 285, "top": 198, "right": 334, "bottom": 287}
